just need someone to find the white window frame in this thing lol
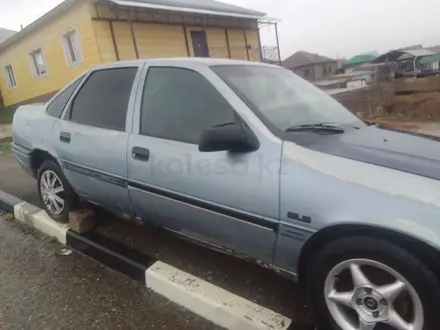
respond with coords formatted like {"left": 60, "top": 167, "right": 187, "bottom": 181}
{"left": 4, "top": 64, "right": 17, "bottom": 89}
{"left": 29, "top": 46, "right": 48, "bottom": 78}
{"left": 61, "top": 28, "right": 83, "bottom": 67}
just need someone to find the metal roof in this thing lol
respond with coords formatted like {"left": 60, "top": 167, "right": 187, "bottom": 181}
{"left": 406, "top": 49, "right": 435, "bottom": 57}
{"left": 282, "top": 51, "right": 335, "bottom": 69}
{"left": 343, "top": 54, "right": 376, "bottom": 68}
{"left": 397, "top": 49, "right": 434, "bottom": 60}
{"left": 0, "top": 28, "right": 16, "bottom": 45}
{"left": 0, "top": 0, "right": 271, "bottom": 53}
{"left": 374, "top": 49, "right": 434, "bottom": 63}
{"left": 113, "top": 0, "right": 265, "bottom": 16}
{"left": 108, "top": 0, "right": 268, "bottom": 20}
{"left": 420, "top": 53, "right": 440, "bottom": 64}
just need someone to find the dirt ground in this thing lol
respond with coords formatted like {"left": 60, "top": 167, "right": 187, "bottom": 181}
{"left": 366, "top": 120, "right": 440, "bottom": 138}
{"left": 386, "top": 92, "right": 440, "bottom": 121}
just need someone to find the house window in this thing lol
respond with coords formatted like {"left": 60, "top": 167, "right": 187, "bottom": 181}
{"left": 304, "top": 68, "right": 310, "bottom": 77}
{"left": 4, "top": 64, "right": 16, "bottom": 88}
{"left": 323, "top": 66, "right": 327, "bottom": 75}
{"left": 29, "top": 48, "right": 47, "bottom": 77}
{"left": 329, "top": 66, "right": 332, "bottom": 74}
{"left": 62, "top": 29, "right": 82, "bottom": 65}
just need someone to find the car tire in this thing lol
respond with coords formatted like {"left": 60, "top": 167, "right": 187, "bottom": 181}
{"left": 37, "top": 160, "right": 76, "bottom": 223}
{"left": 306, "top": 236, "right": 440, "bottom": 330}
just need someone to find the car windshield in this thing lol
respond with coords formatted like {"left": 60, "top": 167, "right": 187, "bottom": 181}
{"left": 212, "top": 65, "right": 365, "bottom": 132}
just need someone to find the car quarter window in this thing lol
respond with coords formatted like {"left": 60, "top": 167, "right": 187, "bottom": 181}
{"left": 70, "top": 67, "right": 137, "bottom": 131}
{"left": 140, "top": 67, "right": 236, "bottom": 144}
{"left": 46, "top": 75, "right": 84, "bottom": 118}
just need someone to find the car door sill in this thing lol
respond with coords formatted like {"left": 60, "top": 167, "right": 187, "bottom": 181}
{"left": 164, "top": 227, "right": 298, "bottom": 281}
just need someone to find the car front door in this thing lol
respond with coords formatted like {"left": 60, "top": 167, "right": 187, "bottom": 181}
{"left": 53, "top": 65, "right": 141, "bottom": 216}
{"left": 127, "top": 64, "right": 282, "bottom": 263}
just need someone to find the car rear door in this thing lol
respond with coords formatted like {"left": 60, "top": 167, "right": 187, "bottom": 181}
{"left": 127, "top": 63, "right": 282, "bottom": 263}
{"left": 53, "top": 64, "right": 142, "bottom": 216}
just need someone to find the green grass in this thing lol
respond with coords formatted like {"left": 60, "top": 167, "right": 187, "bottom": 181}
{"left": 0, "top": 137, "right": 11, "bottom": 155}
{"left": 0, "top": 109, "right": 13, "bottom": 124}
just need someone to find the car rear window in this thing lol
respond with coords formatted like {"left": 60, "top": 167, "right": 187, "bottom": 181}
{"left": 46, "top": 75, "right": 84, "bottom": 118}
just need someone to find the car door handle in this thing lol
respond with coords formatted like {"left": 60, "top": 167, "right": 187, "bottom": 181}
{"left": 132, "top": 147, "right": 150, "bottom": 162}
{"left": 60, "top": 132, "right": 71, "bottom": 143}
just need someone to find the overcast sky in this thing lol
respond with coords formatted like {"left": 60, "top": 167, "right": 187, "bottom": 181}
{"left": 1, "top": 0, "right": 439, "bottom": 60}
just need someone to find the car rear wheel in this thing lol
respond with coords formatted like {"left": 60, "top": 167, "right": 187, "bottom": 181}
{"left": 37, "top": 160, "right": 76, "bottom": 223}
{"left": 306, "top": 236, "right": 440, "bottom": 330}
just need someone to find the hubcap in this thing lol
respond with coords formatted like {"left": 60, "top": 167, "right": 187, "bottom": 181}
{"left": 40, "top": 170, "right": 65, "bottom": 215}
{"left": 324, "top": 258, "right": 424, "bottom": 330}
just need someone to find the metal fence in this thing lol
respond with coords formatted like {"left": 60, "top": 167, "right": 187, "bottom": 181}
{"left": 260, "top": 46, "right": 281, "bottom": 64}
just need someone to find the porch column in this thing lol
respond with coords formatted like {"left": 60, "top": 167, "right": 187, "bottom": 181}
{"left": 109, "top": 21, "right": 120, "bottom": 61}
{"left": 257, "top": 27, "right": 263, "bottom": 62}
{"left": 243, "top": 30, "right": 250, "bottom": 60}
{"left": 183, "top": 24, "right": 190, "bottom": 57}
{"left": 225, "top": 28, "right": 231, "bottom": 59}
{"left": 275, "top": 23, "right": 282, "bottom": 65}
{"left": 128, "top": 11, "right": 139, "bottom": 59}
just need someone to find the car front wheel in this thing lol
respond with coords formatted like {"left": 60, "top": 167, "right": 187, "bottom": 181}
{"left": 37, "top": 160, "right": 76, "bottom": 223}
{"left": 306, "top": 236, "right": 440, "bottom": 330}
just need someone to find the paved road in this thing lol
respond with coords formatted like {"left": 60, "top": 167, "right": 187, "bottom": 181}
{"left": 0, "top": 154, "right": 315, "bottom": 329}
{"left": 0, "top": 124, "right": 12, "bottom": 139}
{"left": 0, "top": 154, "right": 41, "bottom": 207}
{"left": 0, "top": 210, "right": 220, "bottom": 330}
{"left": 94, "top": 212, "right": 312, "bottom": 322}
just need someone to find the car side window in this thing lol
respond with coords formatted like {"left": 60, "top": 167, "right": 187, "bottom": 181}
{"left": 70, "top": 67, "right": 137, "bottom": 131}
{"left": 46, "top": 75, "right": 84, "bottom": 118}
{"left": 140, "top": 67, "right": 236, "bottom": 144}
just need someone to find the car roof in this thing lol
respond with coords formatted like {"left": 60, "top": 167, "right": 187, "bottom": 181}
{"left": 92, "top": 58, "right": 280, "bottom": 70}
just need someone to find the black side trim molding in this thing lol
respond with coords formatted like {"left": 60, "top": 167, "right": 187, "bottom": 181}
{"left": 67, "top": 230, "right": 156, "bottom": 281}
{"left": 129, "top": 181, "right": 278, "bottom": 231}
{"left": 62, "top": 161, "right": 278, "bottom": 232}
{"left": 62, "top": 161, "right": 127, "bottom": 188}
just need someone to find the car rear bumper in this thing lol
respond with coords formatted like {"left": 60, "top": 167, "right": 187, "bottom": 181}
{"left": 11, "top": 142, "right": 36, "bottom": 178}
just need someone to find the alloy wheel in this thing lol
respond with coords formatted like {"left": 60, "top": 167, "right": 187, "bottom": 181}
{"left": 324, "top": 258, "right": 424, "bottom": 330}
{"left": 40, "top": 170, "right": 65, "bottom": 215}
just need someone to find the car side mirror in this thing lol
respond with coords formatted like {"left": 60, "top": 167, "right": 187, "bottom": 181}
{"left": 199, "top": 123, "right": 259, "bottom": 153}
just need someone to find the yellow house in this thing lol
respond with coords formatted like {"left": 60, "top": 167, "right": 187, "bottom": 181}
{"left": 0, "top": 0, "right": 280, "bottom": 110}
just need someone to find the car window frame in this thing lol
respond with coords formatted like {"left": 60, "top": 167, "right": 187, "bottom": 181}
{"left": 61, "top": 65, "right": 143, "bottom": 133}
{"left": 45, "top": 74, "right": 85, "bottom": 118}
{"left": 137, "top": 65, "right": 243, "bottom": 145}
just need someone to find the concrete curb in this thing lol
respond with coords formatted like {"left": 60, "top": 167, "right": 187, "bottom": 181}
{"left": 2, "top": 197, "right": 293, "bottom": 330}
{"left": 0, "top": 189, "right": 23, "bottom": 212}
{"left": 14, "top": 202, "right": 69, "bottom": 244}
{"left": 146, "top": 261, "right": 291, "bottom": 330}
